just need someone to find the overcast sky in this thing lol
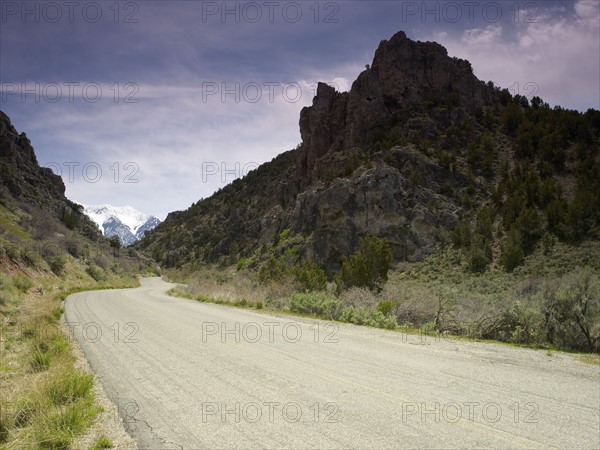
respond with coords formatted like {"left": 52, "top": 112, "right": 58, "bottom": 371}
{"left": 1, "top": 0, "right": 598, "bottom": 219}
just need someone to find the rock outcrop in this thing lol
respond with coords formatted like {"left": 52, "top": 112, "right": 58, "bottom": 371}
{"left": 298, "top": 83, "right": 348, "bottom": 172}
{"left": 297, "top": 31, "right": 494, "bottom": 174}
{"left": 0, "top": 111, "right": 66, "bottom": 200}
{"left": 136, "top": 31, "right": 503, "bottom": 270}
{"left": 0, "top": 110, "right": 100, "bottom": 239}
{"left": 289, "top": 147, "right": 466, "bottom": 271}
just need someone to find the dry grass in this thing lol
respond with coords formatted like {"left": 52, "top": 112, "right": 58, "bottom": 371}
{"left": 180, "top": 267, "right": 299, "bottom": 309}
{"left": 0, "top": 259, "right": 138, "bottom": 449}
{"left": 576, "top": 354, "right": 600, "bottom": 365}
{"left": 168, "top": 239, "right": 600, "bottom": 353}
{"left": 339, "top": 287, "right": 378, "bottom": 308}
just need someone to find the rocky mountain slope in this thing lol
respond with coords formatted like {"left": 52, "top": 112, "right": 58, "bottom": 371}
{"left": 1, "top": 110, "right": 153, "bottom": 279}
{"left": 82, "top": 204, "right": 161, "bottom": 245}
{"left": 137, "top": 31, "right": 599, "bottom": 273}
{"left": 0, "top": 111, "right": 100, "bottom": 240}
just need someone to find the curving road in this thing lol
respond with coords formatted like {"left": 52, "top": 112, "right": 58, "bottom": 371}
{"left": 64, "top": 278, "right": 600, "bottom": 449}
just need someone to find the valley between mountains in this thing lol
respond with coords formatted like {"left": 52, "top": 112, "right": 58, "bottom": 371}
{"left": 1, "top": 25, "right": 599, "bottom": 450}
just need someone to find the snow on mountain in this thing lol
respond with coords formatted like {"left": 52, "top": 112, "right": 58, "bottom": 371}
{"left": 80, "top": 204, "right": 161, "bottom": 245}
{"left": 135, "top": 216, "right": 161, "bottom": 240}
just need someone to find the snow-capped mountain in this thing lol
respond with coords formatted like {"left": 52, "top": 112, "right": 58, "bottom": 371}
{"left": 81, "top": 204, "right": 161, "bottom": 246}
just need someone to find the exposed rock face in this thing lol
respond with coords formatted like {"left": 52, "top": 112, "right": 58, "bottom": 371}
{"left": 136, "top": 216, "right": 161, "bottom": 240}
{"left": 289, "top": 147, "right": 465, "bottom": 271}
{"left": 298, "top": 83, "right": 348, "bottom": 172}
{"left": 103, "top": 217, "right": 137, "bottom": 245}
{"left": 0, "top": 110, "right": 100, "bottom": 239}
{"left": 297, "top": 31, "right": 493, "bottom": 174}
{"left": 0, "top": 111, "right": 66, "bottom": 200}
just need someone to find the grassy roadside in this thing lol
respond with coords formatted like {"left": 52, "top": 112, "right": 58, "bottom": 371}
{"left": 0, "top": 264, "right": 139, "bottom": 449}
{"left": 164, "top": 236, "right": 600, "bottom": 360}
{"left": 167, "top": 283, "right": 600, "bottom": 365}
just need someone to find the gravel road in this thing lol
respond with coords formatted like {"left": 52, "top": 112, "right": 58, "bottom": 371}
{"left": 64, "top": 277, "right": 600, "bottom": 449}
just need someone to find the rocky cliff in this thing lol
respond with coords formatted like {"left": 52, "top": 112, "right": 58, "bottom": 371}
{"left": 0, "top": 111, "right": 101, "bottom": 239}
{"left": 298, "top": 31, "right": 493, "bottom": 174}
{"left": 0, "top": 112, "right": 66, "bottom": 202}
{"left": 136, "top": 31, "right": 598, "bottom": 273}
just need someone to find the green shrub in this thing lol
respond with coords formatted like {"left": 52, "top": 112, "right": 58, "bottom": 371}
{"left": 2, "top": 242, "right": 21, "bottom": 262}
{"left": 502, "top": 101, "right": 523, "bottom": 136}
{"left": 47, "top": 255, "right": 66, "bottom": 276}
{"left": 546, "top": 198, "right": 568, "bottom": 239}
{"left": 516, "top": 207, "right": 543, "bottom": 252}
{"left": 259, "top": 254, "right": 326, "bottom": 292}
{"left": 236, "top": 258, "right": 250, "bottom": 271}
{"left": 501, "top": 229, "right": 524, "bottom": 272}
{"left": 290, "top": 292, "right": 343, "bottom": 319}
{"left": 14, "top": 275, "right": 33, "bottom": 293}
{"left": 0, "top": 279, "right": 14, "bottom": 306}
{"left": 48, "top": 334, "right": 69, "bottom": 355}
{"left": 20, "top": 248, "right": 40, "bottom": 267}
{"left": 541, "top": 233, "right": 555, "bottom": 255}
{"left": 86, "top": 264, "right": 105, "bottom": 282}
{"left": 339, "top": 305, "right": 397, "bottom": 329}
{"left": 335, "top": 236, "right": 392, "bottom": 292}
{"left": 451, "top": 221, "right": 471, "bottom": 248}
{"left": 30, "top": 351, "right": 51, "bottom": 372}
{"left": 33, "top": 397, "right": 99, "bottom": 449}
{"left": 13, "top": 397, "right": 40, "bottom": 428}
{"left": 294, "top": 261, "right": 327, "bottom": 291}
{"left": 544, "top": 268, "right": 600, "bottom": 352}
{"left": 258, "top": 256, "right": 289, "bottom": 282}
{"left": 44, "top": 369, "right": 94, "bottom": 406}
{"left": 498, "top": 302, "right": 545, "bottom": 344}
{"left": 468, "top": 234, "right": 492, "bottom": 273}
{"left": 91, "top": 436, "right": 113, "bottom": 449}
{"left": 376, "top": 300, "right": 395, "bottom": 316}
{"left": 0, "top": 412, "right": 8, "bottom": 443}
{"left": 418, "top": 322, "right": 438, "bottom": 336}
{"left": 567, "top": 190, "right": 597, "bottom": 240}
{"left": 280, "top": 246, "right": 300, "bottom": 266}
{"left": 475, "top": 206, "right": 494, "bottom": 239}
{"left": 61, "top": 210, "right": 78, "bottom": 230}
{"left": 48, "top": 306, "right": 62, "bottom": 323}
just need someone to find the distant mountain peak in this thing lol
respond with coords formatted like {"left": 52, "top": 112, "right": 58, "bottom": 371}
{"left": 81, "top": 204, "right": 160, "bottom": 245}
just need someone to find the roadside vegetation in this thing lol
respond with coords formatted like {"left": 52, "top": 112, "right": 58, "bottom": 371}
{"left": 0, "top": 194, "right": 149, "bottom": 448}
{"left": 168, "top": 228, "right": 599, "bottom": 354}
